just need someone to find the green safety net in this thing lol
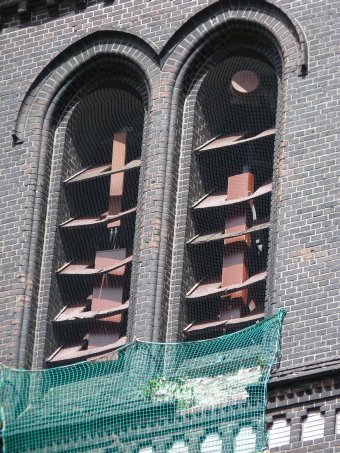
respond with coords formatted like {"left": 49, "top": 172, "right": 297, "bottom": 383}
{"left": 0, "top": 310, "right": 285, "bottom": 453}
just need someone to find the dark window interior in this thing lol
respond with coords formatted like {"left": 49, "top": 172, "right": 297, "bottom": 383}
{"left": 47, "top": 86, "right": 144, "bottom": 365}
{"left": 184, "top": 53, "right": 278, "bottom": 340}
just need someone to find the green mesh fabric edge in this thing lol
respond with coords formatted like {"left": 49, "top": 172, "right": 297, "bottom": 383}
{"left": 0, "top": 310, "right": 286, "bottom": 453}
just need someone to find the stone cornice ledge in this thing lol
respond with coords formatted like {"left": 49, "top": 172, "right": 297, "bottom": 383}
{"left": 269, "top": 357, "right": 340, "bottom": 387}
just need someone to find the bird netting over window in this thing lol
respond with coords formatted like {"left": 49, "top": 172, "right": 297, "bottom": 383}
{"left": 0, "top": 310, "right": 285, "bottom": 453}
{"left": 33, "top": 52, "right": 280, "bottom": 367}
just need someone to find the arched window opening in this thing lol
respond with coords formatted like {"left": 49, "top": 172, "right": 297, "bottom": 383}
{"left": 184, "top": 50, "right": 279, "bottom": 339}
{"left": 201, "top": 433, "right": 223, "bottom": 452}
{"left": 268, "top": 417, "right": 291, "bottom": 448}
{"left": 302, "top": 410, "right": 325, "bottom": 442}
{"left": 46, "top": 85, "right": 145, "bottom": 365}
{"left": 234, "top": 426, "right": 256, "bottom": 453}
{"left": 167, "top": 440, "right": 189, "bottom": 452}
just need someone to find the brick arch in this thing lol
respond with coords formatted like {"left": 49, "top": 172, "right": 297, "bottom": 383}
{"left": 12, "top": 30, "right": 158, "bottom": 144}
{"left": 154, "top": 7, "right": 298, "bottom": 341}
{"left": 14, "top": 35, "right": 157, "bottom": 368}
{"left": 161, "top": 0, "right": 308, "bottom": 76}
{"left": 146, "top": 3, "right": 308, "bottom": 342}
{"left": 30, "top": 72, "right": 149, "bottom": 368}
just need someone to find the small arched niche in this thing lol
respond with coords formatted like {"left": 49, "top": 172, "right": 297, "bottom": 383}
{"left": 201, "top": 433, "right": 223, "bottom": 452}
{"left": 180, "top": 39, "right": 281, "bottom": 340}
{"left": 43, "top": 75, "right": 147, "bottom": 366}
{"left": 234, "top": 426, "right": 256, "bottom": 452}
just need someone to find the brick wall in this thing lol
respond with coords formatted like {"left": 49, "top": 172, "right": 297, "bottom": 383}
{"left": 0, "top": 0, "right": 339, "bottom": 450}
{"left": 267, "top": 375, "right": 340, "bottom": 452}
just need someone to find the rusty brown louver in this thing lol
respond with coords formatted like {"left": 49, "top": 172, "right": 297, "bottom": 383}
{"left": 48, "top": 131, "right": 138, "bottom": 365}
{"left": 185, "top": 123, "right": 275, "bottom": 337}
{"left": 185, "top": 170, "right": 268, "bottom": 335}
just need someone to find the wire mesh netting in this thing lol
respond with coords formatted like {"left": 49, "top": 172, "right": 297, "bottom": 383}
{"left": 0, "top": 41, "right": 284, "bottom": 452}
{"left": 36, "top": 52, "right": 279, "bottom": 366}
{"left": 0, "top": 310, "right": 285, "bottom": 452}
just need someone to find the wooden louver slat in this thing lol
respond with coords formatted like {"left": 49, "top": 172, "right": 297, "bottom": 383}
{"left": 186, "top": 271, "right": 267, "bottom": 300}
{"left": 56, "top": 255, "right": 132, "bottom": 276}
{"left": 64, "top": 159, "right": 141, "bottom": 184}
{"left": 184, "top": 313, "right": 265, "bottom": 333}
{"left": 54, "top": 302, "right": 130, "bottom": 324}
{"left": 192, "top": 182, "right": 272, "bottom": 210}
{"left": 187, "top": 221, "right": 270, "bottom": 245}
{"left": 195, "top": 127, "right": 275, "bottom": 153}
{"left": 46, "top": 336, "right": 127, "bottom": 365}
{"left": 60, "top": 206, "right": 137, "bottom": 229}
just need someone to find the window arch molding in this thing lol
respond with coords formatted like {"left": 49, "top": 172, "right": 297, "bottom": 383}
{"left": 12, "top": 34, "right": 157, "bottom": 368}
{"left": 160, "top": 1, "right": 308, "bottom": 76}
{"left": 13, "top": 31, "right": 157, "bottom": 144}
{"left": 33, "top": 73, "right": 150, "bottom": 368}
{"left": 162, "top": 22, "right": 286, "bottom": 341}
{"left": 129, "top": 4, "right": 309, "bottom": 343}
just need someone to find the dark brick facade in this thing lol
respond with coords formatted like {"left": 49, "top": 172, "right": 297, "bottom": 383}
{"left": 0, "top": 0, "right": 339, "bottom": 451}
